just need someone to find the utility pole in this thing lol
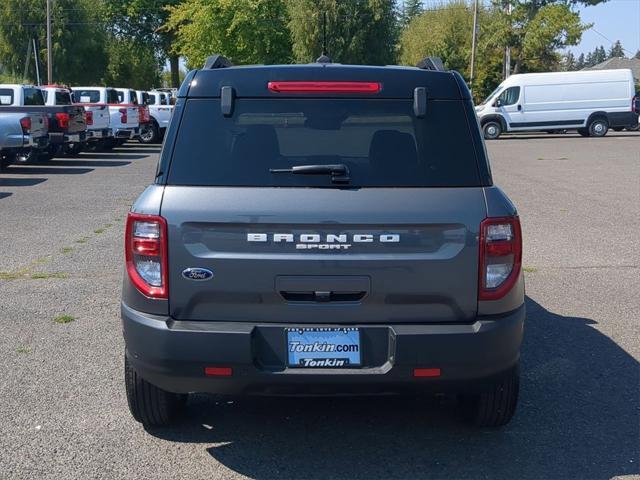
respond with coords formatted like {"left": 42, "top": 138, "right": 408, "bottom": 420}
{"left": 46, "top": 0, "right": 52, "bottom": 84}
{"left": 33, "top": 38, "right": 41, "bottom": 86}
{"left": 469, "top": 0, "right": 479, "bottom": 94}
{"left": 504, "top": 1, "right": 512, "bottom": 78}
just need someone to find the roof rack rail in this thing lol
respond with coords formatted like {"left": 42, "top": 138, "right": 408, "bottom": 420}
{"left": 416, "top": 56, "right": 445, "bottom": 72}
{"left": 203, "top": 54, "right": 233, "bottom": 69}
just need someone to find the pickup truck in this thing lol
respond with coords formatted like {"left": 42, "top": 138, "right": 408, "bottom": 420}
{"left": 142, "top": 91, "right": 173, "bottom": 144}
{"left": 115, "top": 88, "right": 144, "bottom": 145}
{"left": 41, "top": 85, "right": 101, "bottom": 155}
{"left": 135, "top": 90, "right": 153, "bottom": 142}
{"left": 73, "top": 86, "right": 139, "bottom": 149}
{"left": 0, "top": 84, "right": 85, "bottom": 161}
{"left": 67, "top": 87, "right": 112, "bottom": 151}
{"left": 0, "top": 111, "right": 49, "bottom": 168}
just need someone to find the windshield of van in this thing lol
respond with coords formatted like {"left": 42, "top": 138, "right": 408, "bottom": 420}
{"left": 167, "top": 98, "right": 481, "bottom": 188}
{"left": 479, "top": 85, "right": 503, "bottom": 106}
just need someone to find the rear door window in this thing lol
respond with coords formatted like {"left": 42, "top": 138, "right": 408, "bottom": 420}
{"left": 24, "top": 88, "right": 45, "bottom": 105}
{"left": 106, "top": 89, "right": 119, "bottom": 104}
{"left": 55, "top": 91, "right": 72, "bottom": 105}
{"left": 167, "top": 99, "right": 481, "bottom": 187}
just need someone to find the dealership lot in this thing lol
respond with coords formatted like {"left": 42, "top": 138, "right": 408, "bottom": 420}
{"left": 0, "top": 134, "right": 638, "bottom": 479}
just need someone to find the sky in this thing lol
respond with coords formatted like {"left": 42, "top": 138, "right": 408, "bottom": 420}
{"left": 573, "top": 0, "right": 640, "bottom": 57}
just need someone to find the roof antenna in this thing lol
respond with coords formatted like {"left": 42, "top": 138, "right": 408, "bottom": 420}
{"left": 316, "top": 11, "right": 331, "bottom": 63}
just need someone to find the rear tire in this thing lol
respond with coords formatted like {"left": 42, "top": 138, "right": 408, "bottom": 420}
{"left": 588, "top": 117, "right": 608, "bottom": 137}
{"left": 482, "top": 121, "right": 502, "bottom": 140}
{"left": 62, "top": 143, "right": 84, "bottom": 157}
{"left": 139, "top": 121, "right": 159, "bottom": 144}
{"left": 124, "top": 354, "right": 186, "bottom": 426}
{"left": 459, "top": 364, "right": 519, "bottom": 427}
{"left": 577, "top": 128, "right": 590, "bottom": 137}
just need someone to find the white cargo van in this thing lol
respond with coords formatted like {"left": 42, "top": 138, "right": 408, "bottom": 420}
{"left": 475, "top": 69, "right": 637, "bottom": 139}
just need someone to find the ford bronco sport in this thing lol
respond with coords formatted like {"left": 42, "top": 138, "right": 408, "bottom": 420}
{"left": 122, "top": 55, "right": 525, "bottom": 428}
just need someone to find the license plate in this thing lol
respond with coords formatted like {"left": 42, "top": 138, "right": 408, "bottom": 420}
{"left": 67, "top": 134, "right": 80, "bottom": 142}
{"left": 286, "top": 327, "right": 360, "bottom": 368}
{"left": 92, "top": 131, "right": 103, "bottom": 138}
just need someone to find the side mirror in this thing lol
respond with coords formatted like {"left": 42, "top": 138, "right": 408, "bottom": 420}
{"left": 495, "top": 98, "right": 503, "bottom": 108}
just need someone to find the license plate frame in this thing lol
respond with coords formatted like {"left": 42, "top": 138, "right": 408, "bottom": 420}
{"left": 286, "top": 327, "right": 361, "bottom": 368}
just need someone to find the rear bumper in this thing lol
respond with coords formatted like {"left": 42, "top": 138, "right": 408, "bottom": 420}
{"left": 122, "top": 303, "right": 525, "bottom": 395}
{"left": 114, "top": 127, "right": 138, "bottom": 139}
{"left": 87, "top": 128, "right": 110, "bottom": 140}
{"left": 49, "top": 131, "right": 86, "bottom": 145}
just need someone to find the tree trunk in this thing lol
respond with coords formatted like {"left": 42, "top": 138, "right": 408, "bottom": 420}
{"left": 169, "top": 55, "right": 180, "bottom": 88}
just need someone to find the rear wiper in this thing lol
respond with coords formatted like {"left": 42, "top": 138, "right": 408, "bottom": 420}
{"left": 269, "top": 164, "right": 350, "bottom": 184}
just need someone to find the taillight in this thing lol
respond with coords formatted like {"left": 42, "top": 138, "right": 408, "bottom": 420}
{"left": 125, "top": 213, "right": 168, "bottom": 299}
{"left": 267, "top": 81, "right": 382, "bottom": 94}
{"left": 20, "top": 117, "right": 31, "bottom": 134}
{"left": 119, "top": 107, "right": 128, "bottom": 124}
{"left": 478, "top": 216, "right": 522, "bottom": 301}
{"left": 138, "top": 106, "right": 150, "bottom": 123}
{"left": 55, "top": 112, "right": 70, "bottom": 129}
{"left": 85, "top": 110, "right": 93, "bottom": 126}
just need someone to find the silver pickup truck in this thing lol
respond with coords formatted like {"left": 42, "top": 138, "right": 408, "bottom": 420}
{"left": 0, "top": 111, "right": 49, "bottom": 169}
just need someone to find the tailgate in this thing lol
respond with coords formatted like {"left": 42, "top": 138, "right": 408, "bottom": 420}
{"left": 126, "top": 107, "right": 139, "bottom": 127}
{"left": 29, "top": 113, "right": 48, "bottom": 138}
{"left": 66, "top": 106, "right": 86, "bottom": 133}
{"left": 86, "top": 106, "right": 110, "bottom": 129}
{"left": 161, "top": 187, "right": 486, "bottom": 324}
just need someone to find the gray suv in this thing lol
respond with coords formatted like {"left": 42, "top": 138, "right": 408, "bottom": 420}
{"left": 122, "top": 55, "right": 525, "bottom": 428}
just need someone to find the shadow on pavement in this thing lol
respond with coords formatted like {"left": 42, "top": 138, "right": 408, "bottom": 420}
{"left": 497, "top": 133, "right": 635, "bottom": 141}
{"left": 45, "top": 159, "right": 131, "bottom": 168}
{"left": 0, "top": 192, "right": 12, "bottom": 200}
{"left": 70, "top": 153, "right": 148, "bottom": 161}
{"left": 0, "top": 177, "right": 47, "bottom": 187}
{"left": 145, "top": 297, "right": 639, "bottom": 479}
{"left": 114, "top": 148, "right": 162, "bottom": 155}
{"left": 0, "top": 166, "right": 93, "bottom": 175}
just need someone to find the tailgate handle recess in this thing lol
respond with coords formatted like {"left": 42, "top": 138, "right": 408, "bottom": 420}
{"left": 280, "top": 290, "right": 366, "bottom": 303}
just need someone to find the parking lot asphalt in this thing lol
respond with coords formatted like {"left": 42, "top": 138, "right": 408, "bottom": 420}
{"left": 0, "top": 133, "right": 638, "bottom": 480}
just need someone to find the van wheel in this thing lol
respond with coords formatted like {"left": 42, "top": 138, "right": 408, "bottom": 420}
{"left": 124, "top": 354, "right": 186, "bottom": 426}
{"left": 577, "top": 128, "right": 590, "bottom": 137}
{"left": 139, "top": 121, "right": 159, "bottom": 144}
{"left": 483, "top": 121, "right": 502, "bottom": 140}
{"left": 458, "top": 364, "right": 519, "bottom": 427}
{"left": 588, "top": 117, "right": 608, "bottom": 137}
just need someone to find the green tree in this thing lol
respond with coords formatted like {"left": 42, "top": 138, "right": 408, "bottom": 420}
{"left": 102, "top": 37, "right": 162, "bottom": 89}
{"left": 400, "top": 0, "right": 423, "bottom": 27}
{"left": 165, "top": 0, "right": 292, "bottom": 68}
{"left": 102, "top": 0, "right": 182, "bottom": 87}
{"left": 0, "top": 0, "right": 107, "bottom": 84}
{"left": 576, "top": 52, "right": 586, "bottom": 69}
{"left": 399, "top": 2, "right": 504, "bottom": 99}
{"left": 495, "top": 2, "right": 588, "bottom": 73}
{"left": 608, "top": 40, "right": 624, "bottom": 58}
{"left": 287, "top": 0, "right": 398, "bottom": 65}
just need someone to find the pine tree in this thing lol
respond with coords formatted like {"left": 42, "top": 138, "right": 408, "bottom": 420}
{"left": 401, "top": 0, "right": 423, "bottom": 27}
{"left": 576, "top": 53, "right": 585, "bottom": 69}
{"left": 562, "top": 52, "right": 576, "bottom": 71}
{"left": 608, "top": 40, "right": 625, "bottom": 58}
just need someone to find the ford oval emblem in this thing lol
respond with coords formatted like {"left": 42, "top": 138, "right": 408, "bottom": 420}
{"left": 182, "top": 268, "right": 214, "bottom": 281}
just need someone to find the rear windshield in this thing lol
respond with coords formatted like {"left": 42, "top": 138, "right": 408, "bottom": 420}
{"left": 167, "top": 99, "right": 480, "bottom": 187}
{"left": 73, "top": 89, "right": 100, "bottom": 103}
{"left": 0, "top": 88, "right": 14, "bottom": 105}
